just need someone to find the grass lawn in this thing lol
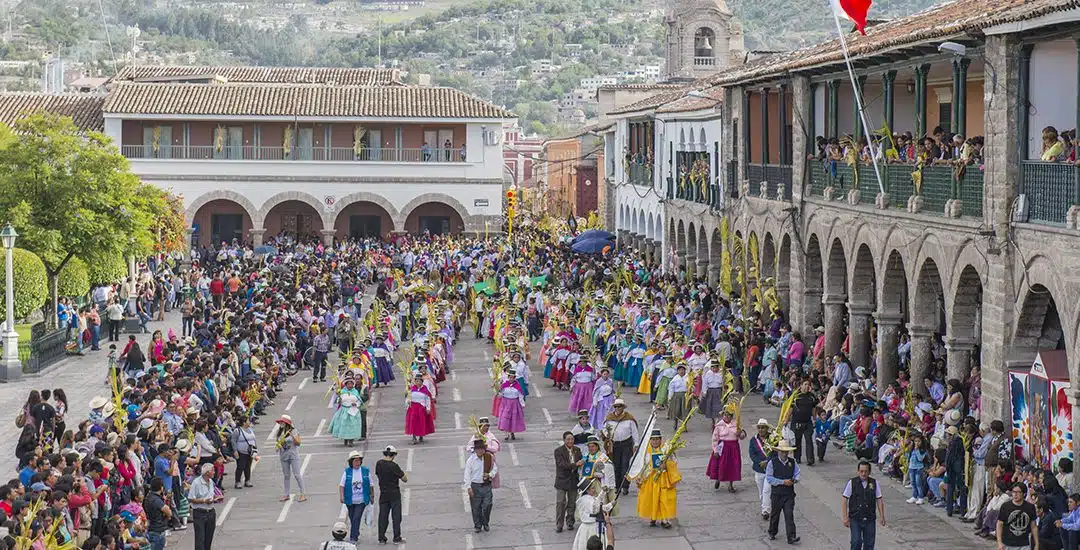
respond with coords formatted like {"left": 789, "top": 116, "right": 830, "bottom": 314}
{"left": 15, "top": 323, "right": 31, "bottom": 342}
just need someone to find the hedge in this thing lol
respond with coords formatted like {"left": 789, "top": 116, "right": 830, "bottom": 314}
{"left": 58, "top": 257, "right": 90, "bottom": 298}
{"left": 85, "top": 254, "right": 127, "bottom": 286}
{"left": 0, "top": 248, "right": 47, "bottom": 320}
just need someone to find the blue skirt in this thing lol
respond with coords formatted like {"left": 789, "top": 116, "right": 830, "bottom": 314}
{"left": 517, "top": 377, "right": 530, "bottom": 399}
{"left": 626, "top": 358, "right": 644, "bottom": 387}
{"left": 543, "top": 357, "right": 555, "bottom": 379}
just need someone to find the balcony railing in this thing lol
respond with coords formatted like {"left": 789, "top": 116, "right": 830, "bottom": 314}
{"left": 121, "top": 145, "right": 468, "bottom": 163}
{"left": 727, "top": 161, "right": 738, "bottom": 199}
{"left": 628, "top": 162, "right": 653, "bottom": 186}
{"left": 1019, "top": 161, "right": 1080, "bottom": 226}
{"left": 744, "top": 163, "right": 793, "bottom": 200}
{"left": 806, "top": 160, "right": 984, "bottom": 218}
{"left": 693, "top": 57, "right": 716, "bottom": 66}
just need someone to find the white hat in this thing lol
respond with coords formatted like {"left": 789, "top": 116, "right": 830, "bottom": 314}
{"left": 756, "top": 418, "right": 770, "bottom": 427}
{"left": 613, "top": 398, "right": 626, "bottom": 407}
{"left": 848, "top": 382, "right": 861, "bottom": 390}
{"left": 814, "top": 326, "right": 825, "bottom": 333}
{"left": 89, "top": 396, "right": 109, "bottom": 409}
{"left": 175, "top": 439, "right": 193, "bottom": 453}
{"left": 332, "top": 522, "right": 348, "bottom": 535}
{"left": 384, "top": 445, "right": 398, "bottom": 455}
{"left": 854, "top": 366, "right": 866, "bottom": 378}
{"left": 348, "top": 450, "right": 363, "bottom": 461}
{"left": 944, "top": 409, "right": 962, "bottom": 426}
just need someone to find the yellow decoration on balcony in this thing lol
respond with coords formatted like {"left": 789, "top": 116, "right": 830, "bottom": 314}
{"left": 214, "top": 126, "right": 225, "bottom": 153}
{"left": 152, "top": 126, "right": 161, "bottom": 154}
{"left": 283, "top": 126, "right": 293, "bottom": 156}
{"left": 354, "top": 126, "right": 366, "bottom": 157}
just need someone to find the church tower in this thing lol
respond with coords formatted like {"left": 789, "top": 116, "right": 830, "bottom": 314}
{"left": 664, "top": 0, "right": 744, "bottom": 80}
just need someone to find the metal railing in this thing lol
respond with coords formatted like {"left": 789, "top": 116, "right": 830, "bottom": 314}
{"left": 727, "top": 161, "right": 737, "bottom": 199}
{"left": 20, "top": 322, "right": 70, "bottom": 374}
{"left": 806, "top": 160, "right": 984, "bottom": 217}
{"left": 121, "top": 145, "right": 469, "bottom": 163}
{"left": 628, "top": 163, "right": 653, "bottom": 186}
{"left": 1019, "top": 161, "right": 1080, "bottom": 225}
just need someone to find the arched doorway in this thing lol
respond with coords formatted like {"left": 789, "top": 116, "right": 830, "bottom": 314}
{"left": 404, "top": 202, "right": 464, "bottom": 235}
{"left": 687, "top": 222, "right": 698, "bottom": 279}
{"left": 191, "top": 199, "right": 254, "bottom": 246}
{"left": 848, "top": 244, "right": 876, "bottom": 372}
{"left": 778, "top": 234, "right": 792, "bottom": 313}
{"left": 264, "top": 200, "right": 325, "bottom": 241}
{"left": 709, "top": 227, "right": 722, "bottom": 286}
{"left": 877, "top": 250, "right": 909, "bottom": 390}
{"left": 947, "top": 265, "right": 984, "bottom": 381}
{"left": 335, "top": 201, "right": 394, "bottom": 240}
{"left": 911, "top": 258, "right": 944, "bottom": 393}
{"left": 824, "top": 238, "right": 848, "bottom": 357}
{"left": 803, "top": 234, "right": 825, "bottom": 332}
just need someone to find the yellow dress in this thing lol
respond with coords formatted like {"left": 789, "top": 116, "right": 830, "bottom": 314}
{"left": 637, "top": 354, "right": 654, "bottom": 395}
{"left": 636, "top": 446, "right": 681, "bottom": 521}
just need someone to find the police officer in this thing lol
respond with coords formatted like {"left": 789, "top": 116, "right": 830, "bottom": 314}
{"left": 841, "top": 461, "right": 886, "bottom": 550}
{"left": 321, "top": 522, "right": 357, "bottom": 550}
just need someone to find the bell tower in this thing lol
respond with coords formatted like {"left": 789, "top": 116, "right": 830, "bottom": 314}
{"left": 664, "top": 0, "right": 744, "bottom": 80}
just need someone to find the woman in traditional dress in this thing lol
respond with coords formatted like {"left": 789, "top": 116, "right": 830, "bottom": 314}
{"left": 496, "top": 369, "right": 526, "bottom": 440}
{"left": 589, "top": 367, "right": 615, "bottom": 429}
{"left": 329, "top": 373, "right": 366, "bottom": 446}
{"left": 405, "top": 373, "right": 435, "bottom": 444}
{"left": 706, "top": 406, "right": 745, "bottom": 492}
{"left": 625, "top": 333, "right": 646, "bottom": 388}
{"left": 568, "top": 350, "right": 596, "bottom": 415}
{"left": 372, "top": 333, "right": 395, "bottom": 387}
{"left": 653, "top": 355, "right": 677, "bottom": 409}
{"left": 635, "top": 429, "right": 681, "bottom": 528}
{"left": 699, "top": 361, "right": 725, "bottom": 421}
{"left": 571, "top": 477, "right": 613, "bottom": 550}
{"left": 508, "top": 348, "right": 530, "bottom": 400}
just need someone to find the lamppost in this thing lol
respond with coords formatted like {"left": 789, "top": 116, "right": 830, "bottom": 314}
{"left": 1, "top": 223, "right": 21, "bottom": 380}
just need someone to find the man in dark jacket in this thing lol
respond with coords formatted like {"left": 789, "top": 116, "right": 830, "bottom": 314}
{"left": 790, "top": 381, "right": 818, "bottom": 465}
{"left": 554, "top": 431, "right": 583, "bottom": 533}
{"left": 944, "top": 426, "right": 967, "bottom": 517}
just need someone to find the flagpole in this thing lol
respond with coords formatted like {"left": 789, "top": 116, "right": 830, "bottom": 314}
{"left": 831, "top": 11, "right": 886, "bottom": 197}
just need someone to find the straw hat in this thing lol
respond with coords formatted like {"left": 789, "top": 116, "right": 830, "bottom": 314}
{"left": 89, "top": 396, "right": 109, "bottom": 409}
{"left": 775, "top": 443, "right": 796, "bottom": 452}
{"left": 175, "top": 439, "right": 193, "bottom": 453}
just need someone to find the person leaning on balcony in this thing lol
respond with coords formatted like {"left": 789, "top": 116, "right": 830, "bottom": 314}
{"left": 421, "top": 142, "right": 432, "bottom": 162}
{"left": 1041, "top": 126, "right": 1065, "bottom": 162}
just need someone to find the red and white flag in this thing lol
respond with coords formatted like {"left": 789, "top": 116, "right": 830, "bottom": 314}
{"left": 831, "top": 0, "right": 872, "bottom": 35}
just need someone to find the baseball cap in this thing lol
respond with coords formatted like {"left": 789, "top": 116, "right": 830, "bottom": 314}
{"left": 383, "top": 445, "right": 398, "bottom": 456}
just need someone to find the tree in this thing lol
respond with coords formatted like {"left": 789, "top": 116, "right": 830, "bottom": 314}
{"left": 58, "top": 257, "right": 90, "bottom": 299}
{"left": 0, "top": 248, "right": 47, "bottom": 321}
{"left": 0, "top": 114, "right": 178, "bottom": 327}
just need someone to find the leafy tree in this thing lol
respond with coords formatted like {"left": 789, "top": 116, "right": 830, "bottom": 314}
{"left": 58, "top": 257, "right": 90, "bottom": 299}
{"left": 85, "top": 254, "right": 127, "bottom": 286}
{"left": 0, "top": 114, "right": 177, "bottom": 327}
{"left": 0, "top": 248, "right": 47, "bottom": 321}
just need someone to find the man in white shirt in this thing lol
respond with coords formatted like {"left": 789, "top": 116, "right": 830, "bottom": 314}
{"left": 464, "top": 439, "right": 497, "bottom": 533}
{"left": 602, "top": 399, "right": 639, "bottom": 495}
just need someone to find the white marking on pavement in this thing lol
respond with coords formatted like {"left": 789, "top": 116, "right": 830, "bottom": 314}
{"left": 402, "top": 488, "right": 411, "bottom": 516}
{"left": 532, "top": 529, "right": 543, "bottom": 550}
{"left": 458, "top": 446, "right": 466, "bottom": 469}
{"left": 465, "top": 534, "right": 474, "bottom": 550}
{"left": 266, "top": 424, "right": 280, "bottom": 442}
{"left": 482, "top": 349, "right": 490, "bottom": 360}
{"left": 339, "top": 504, "right": 347, "bottom": 519}
{"left": 300, "top": 453, "right": 312, "bottom": 475}
{"left": 509, "top": 443, "right": 520, "bottom": 466}
{"left": 533, "top": 386, "right": 542, "bottom": 398}
{"left": 276, "top": 496, "right": 294, "bottom": 523}
{"left": 298, "top": 377, "right": 309, "bottom": 391}
{"left": 314, "top": 419, "right": 326, "bottom": 437}
{"left": 453, "top": 388, "right": 462, "bottom": 402}
{"left": 542, "top": 408, "right": 553, "bottom": 425}
{"left": 285, "top": 395, "right": 297, "bottom": 411}
{"left": 455, "top": 412, "right": 462, "bottom": 430}
{"left": 462, "top": 487, "right": 470, "bottom": 511}
{"left": 216, "top": 497, "right": 236, "bottom": 526}
{"left": 519, "top": 481, "right": 532, "bottom": 509}
{"left": 264, "top": 546, "right": 273, "bottom": 550}
{"left": 327, "top": 394, "right": 335, "bottom": 408}
{"left": 451, "top": 371, "right": 458, "bottom": 381}
{"left": 405, "top": 449, "right": 414, "bottom": 472}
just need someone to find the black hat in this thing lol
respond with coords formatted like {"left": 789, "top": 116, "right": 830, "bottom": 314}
{"left": 585, "top": 435, "right": 601, "bottom": 445}
{"left": 649, "top": 429, "right": 662, "bottom": 439}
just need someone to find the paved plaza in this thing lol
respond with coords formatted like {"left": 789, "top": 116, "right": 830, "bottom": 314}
{"left": 1, "top": 316, "right": 992, "bottom": 549}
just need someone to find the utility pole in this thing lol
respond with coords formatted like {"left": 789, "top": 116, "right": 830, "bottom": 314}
{"left": 377, "top": 17, "right": 383, "bottom": 67}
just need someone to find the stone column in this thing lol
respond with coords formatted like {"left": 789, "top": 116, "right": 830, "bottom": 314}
{"left": 677, "top": 250, "right": 687, "bottom": 276}
{"left": 184, "top": 228, "right": 195, "bottom": 256}
{"left": 908, "top": 324, "right": 935, "bottom": 395}
{"left": 651, "top": 241, "right": 661, "bottom": 266}
{"left": 319, "top": 229, "right": 336, "bottom": 247}
{"left": 847, "top": 302, "right": 874, "bottom": 371}
{"left": 791, "top": 76, "right": 811, "bottom": 202}
{"left": 874, "top": 312, "right": 903, "bottom": 395}
{"left": 777, "top": 282, "right": 791, "bottom": 316}
{"left": 945, "top": 337, "right": 977, "bottom": 381}
{"left": 696, "top": 259, "right": 709, "bottom": 282}
{"left": 708, "top": 264, "right": 720, "bottom": 286}
{"left": 822, "top": 294, "right": 846, "bottom": 357}
{"left": 249, "top": 229, "right": 266, "bottom": 247}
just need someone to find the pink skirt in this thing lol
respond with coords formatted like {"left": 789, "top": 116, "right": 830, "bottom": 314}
{"left": 497, "top": 397, "right": 526, "bottom": 433}
{"left": 706, "top": 440, "right": 742, "bottom": 482}
{"left": 568, "top": 381, "right": 595, "bottom": 414}
{"left": 491, "top": 394, "right": 502, "bottom": 416}
{"left": 404, "top": 402, "right": 435, "bottom": 436}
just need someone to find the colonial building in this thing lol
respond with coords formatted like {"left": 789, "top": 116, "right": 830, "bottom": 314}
{"left": 537, "top": 125, "right": 608, "bottom": 219}
{"left": 502, "top": 121, "right": 543, "bottom": 189}
{"left": 611, "top": 0, "right": 1080, "bottom": 475}
{"left": 663, "top": 0, "right": 744, "bottom": 80}
{"left": 0, "top": 65, "right": 514, "bottom": 245}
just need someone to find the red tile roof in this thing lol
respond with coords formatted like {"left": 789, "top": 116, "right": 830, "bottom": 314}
{"left": 114, "top": 65, "right": 404, "bottom": 86}
{"left": 102, "top": 82, "right": 514, "bottom": 119}
{"left": 0, "top": 93, "right": 106, "bottom": 131}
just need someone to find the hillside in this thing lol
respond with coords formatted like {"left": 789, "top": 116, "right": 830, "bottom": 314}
{"left": 3, "top": 0, "right": 942, "bottom": 135}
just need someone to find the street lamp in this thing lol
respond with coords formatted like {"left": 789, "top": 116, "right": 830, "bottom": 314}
{"left": 1, "top": 223, "right": 21, "bottom": 380}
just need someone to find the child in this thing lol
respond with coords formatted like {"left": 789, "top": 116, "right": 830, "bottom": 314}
{"left": 813, "top": 407, "right": 831, "bottom": 463}
{"left": 906, "top": 433, "right": 929, "bottom": 504}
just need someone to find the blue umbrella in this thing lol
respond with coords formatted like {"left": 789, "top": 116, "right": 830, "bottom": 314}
{"left": 253, "top": 245, "right": 278, "bottom": 256}
{"left": 572, "top": 229, "right": 616, "bottom": 243}
{"left": 570, "top": 237, "right": 615, "bottom": 255}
